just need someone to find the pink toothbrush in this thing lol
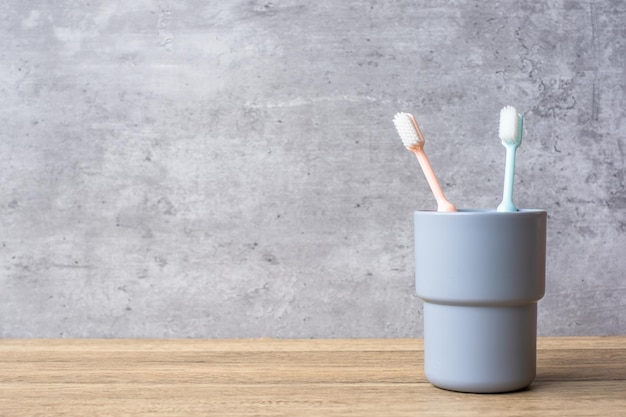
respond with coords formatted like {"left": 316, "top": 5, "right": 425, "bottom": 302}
{"left": 393, "top": 112, "right": 457, "bottom": 212}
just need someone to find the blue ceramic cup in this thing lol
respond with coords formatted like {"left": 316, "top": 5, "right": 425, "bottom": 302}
{"left": 414, "top": 209, "right": 547, "bottom": 393}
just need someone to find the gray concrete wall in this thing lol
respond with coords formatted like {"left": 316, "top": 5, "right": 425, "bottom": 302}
{"left": 0, "top": 0, "right": 624, "bottom": 338}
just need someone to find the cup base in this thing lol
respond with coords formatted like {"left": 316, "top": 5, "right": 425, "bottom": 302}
{"left": 423, "top": 302, "right": 537, "bottom": 394}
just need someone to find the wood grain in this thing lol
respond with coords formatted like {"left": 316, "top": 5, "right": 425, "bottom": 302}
{"left": 0, "top": 337, "right": 624, "bottom": 416}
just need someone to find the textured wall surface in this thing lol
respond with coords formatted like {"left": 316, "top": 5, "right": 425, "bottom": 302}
{"left": 0, "top": 1, "right": 624, "bottom": 337}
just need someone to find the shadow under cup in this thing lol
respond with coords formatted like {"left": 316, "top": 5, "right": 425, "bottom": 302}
{"left": 414, "top": 209, "right": 547, "bottom": 393}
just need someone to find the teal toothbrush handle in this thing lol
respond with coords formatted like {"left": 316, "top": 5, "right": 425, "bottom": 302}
{"left": 497, "top": 143, "right": 518, "bottom": 212}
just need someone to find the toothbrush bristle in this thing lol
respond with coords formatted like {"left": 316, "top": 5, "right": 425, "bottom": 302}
{"left": 499, "top": 105, "right": 519, "bottom": 145}
{"left": 393, "top": 112, "right": 424, "bottom": 149}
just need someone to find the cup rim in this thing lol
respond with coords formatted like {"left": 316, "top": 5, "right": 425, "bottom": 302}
{"left": 414, "top": 208, "right": 546, "bottom": 216}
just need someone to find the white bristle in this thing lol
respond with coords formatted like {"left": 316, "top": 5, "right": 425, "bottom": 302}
{"left": 393, "top": 112, "right": 423, "bottom": 148}
{"left": 499, "top": 105, "right": 519, "bottom": 144}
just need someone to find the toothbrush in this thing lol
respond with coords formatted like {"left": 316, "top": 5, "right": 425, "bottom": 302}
{"left": 393, "top": 112, "right": 457, "bottom": 212}
{"left": 496, "top": 106, "right": 523, "bottom": 212}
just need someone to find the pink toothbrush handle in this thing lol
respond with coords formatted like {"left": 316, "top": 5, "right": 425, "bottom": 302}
{"left": 413, "top": 149, "right": 457, "bottom": 212}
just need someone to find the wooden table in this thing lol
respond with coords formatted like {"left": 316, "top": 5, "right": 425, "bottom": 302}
{"left": 1, "top": 337, "right": 624, "bottom": 416}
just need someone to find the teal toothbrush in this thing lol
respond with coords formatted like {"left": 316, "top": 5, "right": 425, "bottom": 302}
{"left": 497, "top": 106, "right": 523, "bottom": 212}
